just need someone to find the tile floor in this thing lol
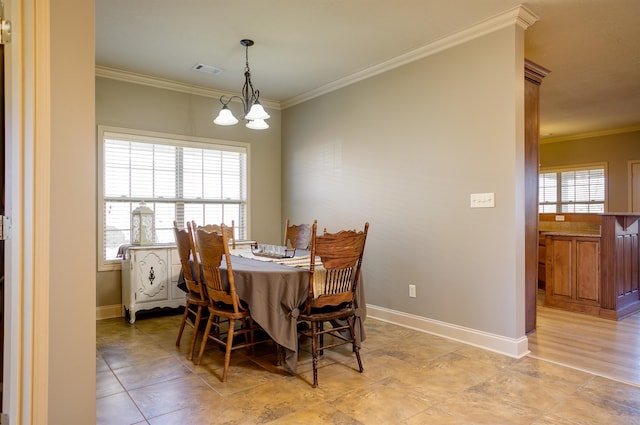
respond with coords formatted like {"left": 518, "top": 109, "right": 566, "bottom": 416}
{"left": 97, "top": 312, "right": 640, "bottom": 424}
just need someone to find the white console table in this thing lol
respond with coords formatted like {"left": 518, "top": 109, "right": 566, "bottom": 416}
{"left": 121, "top": 244, "right": 184, "bottom": 323}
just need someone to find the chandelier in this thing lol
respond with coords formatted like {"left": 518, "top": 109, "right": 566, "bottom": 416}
{"left": 213, "top": 39, "right": 270, "bottom": 130}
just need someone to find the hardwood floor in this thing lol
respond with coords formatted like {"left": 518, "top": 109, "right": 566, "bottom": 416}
{"left": 528, "top": 290, "right": 640, "bottom": 387}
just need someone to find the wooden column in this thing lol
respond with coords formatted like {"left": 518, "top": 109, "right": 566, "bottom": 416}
{"left": 524, "top": 60, "right": 550, "bottom": 333}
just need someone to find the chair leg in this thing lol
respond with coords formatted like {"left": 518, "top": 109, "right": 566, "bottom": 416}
{"left": 247, "top": 317, "right": 256, "bottom": 355}
{"left": 175, "top": 302, "right": 190, "bottom": 346}
{"left": 195, "top": 313, "right": 214, "bottom": 365}
{"left": 348, "top": 316, "right": 364, "bottom": 373}
{"left": 311, "top": 321, "right": 319, "bottom": 388}
{"left": 212, "top": 315, "right": 221, "bottom": 338}
{"left": 222, "top": 318, "right": 235, "bottom": 382}
{"left": 187, "top": 305, "right": 203, "bottom": 361}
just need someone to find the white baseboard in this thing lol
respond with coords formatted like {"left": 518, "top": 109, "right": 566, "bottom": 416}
{"left": 96, "top": 304, "right": 123, "bottom": 320}
{"left": 96, "top": 303, "right": 529, "bottom": 357}
{"left": 366, "top": 304, "right": 529, "bottom": 358}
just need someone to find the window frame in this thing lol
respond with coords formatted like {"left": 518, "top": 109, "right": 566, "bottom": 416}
{"left": 539, "top": 162, "right": 608, "bottom": 214}
{"left": 97, "top": 125, "right": 251, "bottom": 271}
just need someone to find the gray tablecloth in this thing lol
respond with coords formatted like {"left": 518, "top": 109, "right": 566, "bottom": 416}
{"left": 181, "top": 251, "right": 367, "bottom": 373}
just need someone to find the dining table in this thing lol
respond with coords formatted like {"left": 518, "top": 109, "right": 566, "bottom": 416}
{"left": 180, "top": 244, "right": 367, "bottom": 374}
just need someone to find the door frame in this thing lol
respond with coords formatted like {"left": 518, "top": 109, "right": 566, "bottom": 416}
{"left": 3, "top": 0, "right": 50, "bottom": 423}
{"left": 628, "top": 160, "right": 640, "bottom": 212}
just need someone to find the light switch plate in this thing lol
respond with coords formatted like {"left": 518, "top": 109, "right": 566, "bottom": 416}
{"left": 470, "top": 192, "right": 495, "bottom": 208}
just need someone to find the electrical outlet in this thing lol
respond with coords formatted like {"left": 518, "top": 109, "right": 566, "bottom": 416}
{"left": 409, "top": 284, "right": 416, "bottom": 298}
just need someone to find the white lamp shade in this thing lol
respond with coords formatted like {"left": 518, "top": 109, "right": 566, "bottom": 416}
{"left": 246, "top": 119, "right": 269, "bottom": 130}
{"left": 214, "top": 106, "right": 239, "bottom": 125}
{"left": 244, "top": 102, "right": 270, "bottom": 121}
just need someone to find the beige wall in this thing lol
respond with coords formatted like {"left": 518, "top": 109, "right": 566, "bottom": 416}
{"left": 282, "top": 26, "right": 527, "bottom": 340}
{"left": 95, "top": 14, "right": 531, "bottom": 355}
{"left": 95, "top": 78, "right": 283, "bottom": 307}
{"left": 540, "top": 130, "right": 640, "bottom": 212}
{"left": 6, "top": 0, "right": 98, "bottom": 422}
{"left": 49, "top": 1, "right": 97, "bottom": 421}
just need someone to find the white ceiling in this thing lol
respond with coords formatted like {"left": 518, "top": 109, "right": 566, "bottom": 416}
{"left": 95, "top": 0, "right": 640, "bottom": 141}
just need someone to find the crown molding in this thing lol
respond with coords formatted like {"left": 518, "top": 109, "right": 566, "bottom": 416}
{"left": 281, "top": 5, "right": 539, "bottom": 109}
{"left": 96, "top": 5, "right": 537, "bottom": 113}
{"left": 541, "top": 125, "right": 640, "bottom": 144}
{"left": 95, "top": 66, "right": 281, "bottom": 110}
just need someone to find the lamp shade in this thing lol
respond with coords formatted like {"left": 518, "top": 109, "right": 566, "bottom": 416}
{"left": 244, "top": 101, "right": 270, "bottom": 121}
{"left": 131, "top": 202, "right": 155, "bottom": 245}
{"left": 214, "top": 105, "right": 239, "bottom": 125}
{"left": 246, "top": 119, "right": 269, "bottom": 130}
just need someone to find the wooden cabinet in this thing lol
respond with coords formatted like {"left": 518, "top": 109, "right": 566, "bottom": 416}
{"left": 545, "top": 235, "right": 601, "bottom": 315}
{"left": 541, "top": 213, "right": 640, "bottom": 320}
{"left": 600, "top": 214, "right": 640, "bottom": 319}
{"left": 121, "top": 245, "right": 184, "bottom": 323}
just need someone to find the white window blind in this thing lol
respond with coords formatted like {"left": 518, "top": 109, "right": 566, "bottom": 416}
{"left": 99, "top": 128, "right": 248, "bottom": 270}
{"left": 539, "top": 164, "right": 606, "bottom": 213}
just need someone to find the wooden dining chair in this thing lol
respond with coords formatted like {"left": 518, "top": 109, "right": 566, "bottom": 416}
{"left": 173, "top": 221, "right": 209, "bottom": 360}
{"left": 193, "top": 224, "right": 260, "bottom": 381}
{"left": 192, "top": 220, "right": 236, "bottom": 249}
{"left": 297, "top": 221, "right": 369, "bottom": 387}
{"left": 283, "top": 219, "right": 315, "bottom": 250}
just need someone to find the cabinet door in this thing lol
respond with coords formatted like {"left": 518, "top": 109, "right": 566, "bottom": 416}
{"left": 548, "top": 238, "right": 573, "bottom": 299}
{"left": 134, "top": 249, "right": 169, "bottom": 303}
{"left": 546, "top": 236, "right": 600, "bottom": 310}
{"left": 575, "top": 239, "right": 600, "bottom": 303}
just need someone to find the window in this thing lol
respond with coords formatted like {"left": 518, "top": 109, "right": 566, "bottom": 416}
{"left": 539, "top": 163, "right": 607, "bottom": 213}
{"left": 98, "top": 126, "right": 249, "bottom": 271}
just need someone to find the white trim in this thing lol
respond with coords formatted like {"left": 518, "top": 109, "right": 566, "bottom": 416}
{"left": 281, "top": 5, "right": 538, "bottom": 108}
{"left": 541, "top": 125, "right": 640, "bottom": 144}
{"left": 95, "top": 65, "right": 281, "bottom": 111}
{"left": 367, "top": 305, "right": 530, "bottom": 359}
{"left": 94, "top": 6, "right": 538, "bottom": 112}
{"left": 96, "top": 305, "right": 123, "bottom": 320}
{"left": 4, "top": 0, "right": 32, "bottom": 423}
{"left": 629, "top": 160, "right": 640, "bottom": 213}
{"left": 98, "top": 125, "right": 249, "bottom": 152}
{"left": 96, "top": 125, "right": 251, "bottom": 272}
{"left": 32, "top": 0, "right": 51, "bottom": 422}
{"left": 539, "top": 161, "right": 609, "bottom": 174}
{"left": 539, "top": 162, "right": 609, "bottom": 212}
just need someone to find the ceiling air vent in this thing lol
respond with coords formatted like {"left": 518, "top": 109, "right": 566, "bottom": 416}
{"left": 192, "top": 63, "right": 224, "bottom": 76}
